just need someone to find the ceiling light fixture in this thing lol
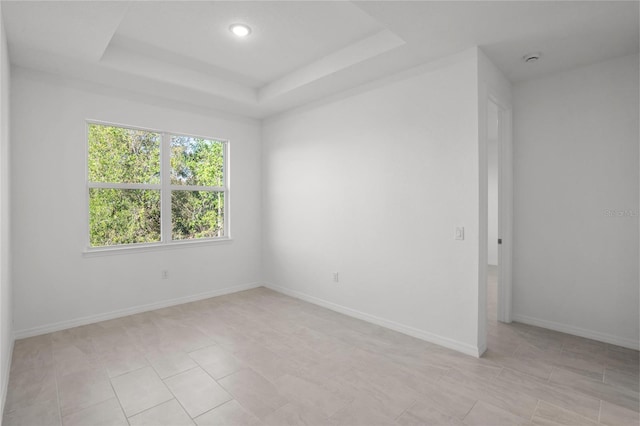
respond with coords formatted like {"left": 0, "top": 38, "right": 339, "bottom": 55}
{"left": 523, "top": 52, "right": 542, "bottom": 63}
{"left": 229, "top": 23, "right": 251, "bottom": 38}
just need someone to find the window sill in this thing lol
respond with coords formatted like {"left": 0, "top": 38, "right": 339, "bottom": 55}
{"left": 82, "top": 237, "right": 233, "bottom": 257}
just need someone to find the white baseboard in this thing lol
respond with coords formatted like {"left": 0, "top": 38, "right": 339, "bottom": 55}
{"left": 264, "top": 282, "right": 483, "bottom": 358}
{"left": 512, "top": 314, "right": 639, "bottom": 350}
{"left": 14, "top": 282, "right": 261, "bottom": 340}
{"left": 1, "top": 334, "right": 15, "bottom": 420}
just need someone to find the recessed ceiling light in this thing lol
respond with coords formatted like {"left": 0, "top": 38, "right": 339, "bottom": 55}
{"left": 523, "top": 52, "right": 542, "bottom": 63}
{"left": 229, "top": 23, "right": 251, "bottom": 38}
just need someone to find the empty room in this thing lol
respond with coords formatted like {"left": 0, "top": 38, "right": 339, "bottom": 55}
{"left": 0, "top": 1, "right": 638, "bottom": 425}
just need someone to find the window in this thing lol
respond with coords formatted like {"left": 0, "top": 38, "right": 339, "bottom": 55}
{"left": 87, "top": 122, "right": 228, "bottom": 250}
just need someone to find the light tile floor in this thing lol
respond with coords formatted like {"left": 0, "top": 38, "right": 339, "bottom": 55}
{"left": 3, "top": 268, "right": 639, "bottom": 425}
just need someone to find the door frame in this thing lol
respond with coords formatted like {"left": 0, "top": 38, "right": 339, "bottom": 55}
{"left": 492, "top": 95, "right": 513, "bottom": 324}
{"left": 478, "top": 85, "right": 513, "bottom": 357}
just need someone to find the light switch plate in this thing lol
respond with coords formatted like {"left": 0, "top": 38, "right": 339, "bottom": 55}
{"left": 455, "top": 227, "right": 464, "bottom": 240}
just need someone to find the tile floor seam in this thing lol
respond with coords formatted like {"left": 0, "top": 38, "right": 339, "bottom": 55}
{"left": 326, "top": 402, "right": 349, "bottom": 422}
{"left": 106, "top": 373, "right": 130, "bottom": 426}
{"left": 107, "top": 362, "right": 149, "bottom": 381}
{"left": 194, "top": 356, "right": 234, "bottom": 385}
{"left": 155, "top": 363, "right": 201, "bottom": 382}
{"left": 50, "top": 341, "right": 70, "bottom": 426}
{"left": 540, "top": 399, "right": 601, "bottom": 425}
{"left": 191, "top": 398, "right": 231, "bottom": 423}
{"left": 435, "top": 368, "right": 450, "bottom": 384}
{"left": 509, "top": 343, "right": 521, "bottom": 357}
{"left": 393, "top": 397, "right": 417, "bottom": 422}
{"left": 461, "top": 399, "right": 479, "bottom": 421}
{"left": 165, "top": 388, "right": 197, "bottom": 423}
{"left": 112, "top": 367, "right": 174, "bottom": 419}
{"left": 125, "top": 397, "right": 178, "bottom": 423}
{"left": 214, "top": 375, "right": 251, "bottom": 413}
{"left": 434, "top": 399, "right": 465, "bottom": 424}
{"left": 598, "top": 399, "right": 602, "bottom": 424}
{"left": 211, "top": 369, "right": 240, "bottom": 382}
{"left": 546, "top": 366, "right": 555, "bottom": 382}
{"left": 530, "top": 399, "right": 541, "bottom": 422}
{"left": 53, "top": 348, "right": 63, "bottom": 426}
{"left": 191, "top": 396, "right": 235, "bottom": 422}
{"left": 490, "top": 366, "right": 505, "bottom": 384}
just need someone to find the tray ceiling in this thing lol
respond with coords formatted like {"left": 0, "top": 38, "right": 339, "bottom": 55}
{"left": 3, "top": 1, "right": 638, "bottom": 118}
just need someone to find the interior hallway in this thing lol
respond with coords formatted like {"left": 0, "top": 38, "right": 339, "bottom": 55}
{"left": 487, "top": 265, "right": 498, "bottom": 323}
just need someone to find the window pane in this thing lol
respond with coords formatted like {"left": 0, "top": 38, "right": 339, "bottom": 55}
{"left": 89, "top": 189, "right": 161, "bottom": 246}
{"left": 172, "top": 191, "right": 224, "bottom": 240}
{"left": 88, "top": 124, "right": 160, "bottom": 184}
{"left": 171, "top": 136, "right": 224, "bottom": 187}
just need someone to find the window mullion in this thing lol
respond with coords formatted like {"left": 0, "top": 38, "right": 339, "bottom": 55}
{"left": 170, "top": 185, "right": 226, "bottom": 192}
{"left": 88, "top": 182, "right": 161, "bottom": 190}
{"left": 161, "top": 133, "right": 172, "bottom": 243}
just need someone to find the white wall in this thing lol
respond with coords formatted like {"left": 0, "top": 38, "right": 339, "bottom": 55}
{"left": 263, "top": 50, "right": 483, "bottom": 356}
{"left": 0, "top": 5, "right": 12, "bottom": 418}
{"left": 11, "top": 68, "right": 262, "bottom": 336}
{"left": 513, "top": 54, "right": 640, "bottom": 349}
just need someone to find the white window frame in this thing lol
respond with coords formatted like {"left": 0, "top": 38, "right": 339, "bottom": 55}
{"left": 84, "top": 120, "right": 230, "bottom": 255}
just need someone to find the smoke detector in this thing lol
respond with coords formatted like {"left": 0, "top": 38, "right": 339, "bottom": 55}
{"left": 523, "top": 52, "right": 542, "bottom": 63}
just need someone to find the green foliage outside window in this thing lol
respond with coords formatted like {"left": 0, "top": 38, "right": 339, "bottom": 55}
{"left": 88, "top": 124, "right": 226, "bottom": 247}
{"left": 171, "top": 136, "right": 224, "bottom": 187}
{"left": 171, "top": 191, "right": 224, "bottom": 240}
{"left": 88, "top": 125, "right": 161, "bottom": 184}
{"left": 170, "top": 136, "right": 225, "bottom": 240}
{"left": 89, "top": 188, "right": 161, "bottom": 246}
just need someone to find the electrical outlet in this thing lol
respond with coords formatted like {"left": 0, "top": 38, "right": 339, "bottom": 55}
{"left": 332, "top": 272, "right": 339, "bottom": 282}
{"left": 161, "top": 270, "right": 169, "bottom": 279}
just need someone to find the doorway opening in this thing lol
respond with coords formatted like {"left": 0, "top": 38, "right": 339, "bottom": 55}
{"left": 484, "top": 95, "right": 512, "bottom": 331}
{"left": 487, "top": 100, "right": 500, "bottom": 323}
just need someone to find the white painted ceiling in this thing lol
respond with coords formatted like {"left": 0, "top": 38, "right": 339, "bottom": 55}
{"left": 3, "top": 1, "right": 638, "bottom": 119}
